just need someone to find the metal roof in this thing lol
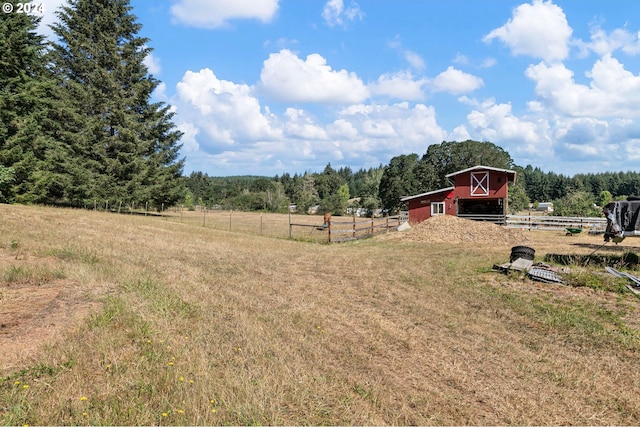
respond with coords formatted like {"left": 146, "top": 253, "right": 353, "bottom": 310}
{"left": 445, "top": 165, "right": 516, "bottom": 178}
{"left": 400, "top": 186, "right": 454, "bottom": 202}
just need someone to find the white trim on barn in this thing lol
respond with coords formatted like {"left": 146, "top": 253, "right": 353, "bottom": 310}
{"left": 445, "top": 165, "right": 516, "bottom": 179}
{"left": 400, "top": 186, "right": 455, "bottom": 202}
{"left": 470, "top": 171, "right": 489, "bottom": 196}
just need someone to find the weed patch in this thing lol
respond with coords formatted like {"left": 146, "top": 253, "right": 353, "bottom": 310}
{"left": 2, "top": 264, "right": 66, "bottom": 285}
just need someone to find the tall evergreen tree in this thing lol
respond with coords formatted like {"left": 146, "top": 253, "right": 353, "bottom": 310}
{"left": 49, "top": 0, "right": 184, "bottom": 207}
{"left": 0, "top": 1, "right": 60, "bottom": 203}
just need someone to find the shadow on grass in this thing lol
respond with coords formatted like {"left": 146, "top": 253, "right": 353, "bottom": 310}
{"left": 544, "top": 252, "right": 640, "bottom": 269}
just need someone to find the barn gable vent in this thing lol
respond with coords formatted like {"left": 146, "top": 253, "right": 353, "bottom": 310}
{"left": 470, "top": 172, "right": 489, "bottom": 196}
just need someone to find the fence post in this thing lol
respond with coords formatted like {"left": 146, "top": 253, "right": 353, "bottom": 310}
{"left": 289, "top": 211, "right": 292, "bottom": 239}
{"left": 229, "top": 210, "right": 232, "bottom": 231}
{"left": 118, "top": 200, "right": 122, "bottom": 214}
{"left": 353, "top": 216, "right": 356, "bottom": 238}
{"left": 260, "top": 212, "right": 263, "bottom": 235}
{"left": 328, "top": 217, "right": 332, "bottom": 243}
{"left": 181, "top": 204, "right": 183, "bottom": 223}
{"left": 386, "top": 215, "right": 389, "bottom": 233}
{"left": 371, "top": 216, "right": 374, "bottom": 235}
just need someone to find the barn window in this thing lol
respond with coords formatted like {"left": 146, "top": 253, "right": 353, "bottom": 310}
{"left": 431, "top": 202, "right": 445, "bottom": 216}
{"left": 470, "top": 172, "right": 489, "bottom": 196}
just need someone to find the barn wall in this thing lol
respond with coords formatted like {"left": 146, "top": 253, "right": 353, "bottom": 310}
{"left": 408, "top": 193, "right": 455, "bottom": 224}
{"left": 452, "top": 171, "right": 509, "bottom": 199}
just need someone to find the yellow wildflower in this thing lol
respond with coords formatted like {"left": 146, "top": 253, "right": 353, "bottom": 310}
{"left": 22, "top": 385, "right": 29, "bottom": 389}
{"left": 179, "top": 376, "right": 184, "bottom": 382}
{"left": 80, "top": 396, "right": 87, "bottom": 401}
{"left": 168, "top": 361, "right": 174, "bottom": 366}
{"left": 177, "top": 409, "right": 184, "bottom": 414}
{"left": 162, "top": 412, "right": 168, "bottom": 417}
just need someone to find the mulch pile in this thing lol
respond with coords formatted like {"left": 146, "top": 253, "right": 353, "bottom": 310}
{"left": 400, "top": 214, "right": 531, "bottom": 245}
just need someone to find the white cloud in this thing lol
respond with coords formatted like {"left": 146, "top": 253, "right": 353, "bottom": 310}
{"left": 388, "top": 36, "right": 426, "bottom": 71}
{"left": 175, "top": 68, "right": 281, "bottom": 146}
{"left": 322, "top": 0, "right": 364, "bottom": 28}
{"left": 259, "top": 49, "right": 369, "bottom": 104}
{"left": 431, "top": 66, "right": 484, "bottom": 95}
{"left": 144, "top": 52, "right": 162, "bottom": 76}
{"left": 465, "top": 99, "right": 549, "bottom": 156}
{"left": 177, "top": 122, "right": 201, "bottom": 155}
{"left": 283, "top": 108, "right": 328, "bottom": 140}
{"left": 336, "top": 102, "right": 447, "bottom": 149}
{"left": 170, "top": 0, "right": 279, "bottom": 29}
{"left": 368, "top": 71, "right": 427, "bottom": 100}
{"left": 525, "top": 55, "right": 640, "bottom": 117}
{"left": 483, "top": 0, "right": 572, "bottom": 63}
{"left": 404, "top": 50, "right": 426, "bottom": 72}
{"left": 36, "top": 0, "right": 67, "bottom": 39}
{"left": 585, "top": 26, "right": 640, "bottom": 56}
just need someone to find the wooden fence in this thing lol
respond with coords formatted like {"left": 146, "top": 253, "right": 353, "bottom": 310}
{"left": 435, "top": 212, "right": 607, "bottom": 232}
{"left": 402, "top": 210, "right": 608, "bottom": 232}
{"left": 327, "top": 215, "right": 402, "bottom": 243}
{"left": 505, "top": 214, "right": 607, "bottom": 231}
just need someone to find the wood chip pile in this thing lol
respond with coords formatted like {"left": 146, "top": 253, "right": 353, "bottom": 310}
{"left": 400, "top": 215, "right": 531, "bottom": 245}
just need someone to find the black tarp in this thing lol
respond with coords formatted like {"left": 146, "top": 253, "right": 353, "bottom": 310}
{"left": 603, "top": 198, "right": 640, "bottom": 241}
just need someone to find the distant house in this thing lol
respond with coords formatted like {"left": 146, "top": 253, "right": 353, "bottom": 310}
{"left": 400, "top": 165, "right": 516, "bottom": 224}
{"left": 536, "top": 202, "right": 554, "bottom": 213}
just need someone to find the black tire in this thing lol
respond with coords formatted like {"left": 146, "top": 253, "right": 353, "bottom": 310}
{"left": 510, "top": 245, "right": 535, "bottom": 262}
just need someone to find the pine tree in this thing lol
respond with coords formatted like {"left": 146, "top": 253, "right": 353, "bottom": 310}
{"left": 49, "top": 0, "right": 184, "bottom": 208}
{"left": 0, "top": 1, "right": 60, "bottom": 203}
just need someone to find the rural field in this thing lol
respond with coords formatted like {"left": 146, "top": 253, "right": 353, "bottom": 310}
{"left": 2, "top": 204, "right": 640, "bottom": 425}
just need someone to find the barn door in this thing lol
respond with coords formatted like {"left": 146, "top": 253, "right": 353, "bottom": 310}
{"left": 470, "top": 172, "right": 489, "bottom": 196}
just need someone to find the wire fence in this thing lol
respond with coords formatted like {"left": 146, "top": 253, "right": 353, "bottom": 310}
{"left": 159, "top": 208, "right": 329, "bottom": 242}
{"left": 157, "top": 207, "right": 404, "bottom": 243}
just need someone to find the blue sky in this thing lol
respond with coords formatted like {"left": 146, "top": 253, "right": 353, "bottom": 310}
{"left": 35, "top": 0, "right": 640, "bottom": 177}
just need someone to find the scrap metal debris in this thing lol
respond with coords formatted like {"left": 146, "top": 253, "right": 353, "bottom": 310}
{"left": 605, "top": 266, "right": 640, "bottom": 295}
{"left": 527, "top": 266, "right": 565, "bottom": 284}
{"left": 493, "top": 249, "right": 569, "bottom": 284}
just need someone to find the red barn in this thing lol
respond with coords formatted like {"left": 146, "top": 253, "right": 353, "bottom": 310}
{"left": 400, "top": 165, "right": 516, "bottom": 224}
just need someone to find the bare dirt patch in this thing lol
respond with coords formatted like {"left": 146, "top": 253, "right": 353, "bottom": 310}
{"left": 0, "top": 254, "right": 102, "bottom": 371}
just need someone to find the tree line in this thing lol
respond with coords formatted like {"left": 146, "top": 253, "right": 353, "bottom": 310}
{"left": 185, "top": 140, "right": 640, "bottom": 217}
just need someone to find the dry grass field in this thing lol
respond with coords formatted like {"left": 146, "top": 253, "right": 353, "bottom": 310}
{"left": 1, "top": 204, "right": 640, "bottom": 425}
{"left": 164, "top": 208, "right": 331, "bottom": 242}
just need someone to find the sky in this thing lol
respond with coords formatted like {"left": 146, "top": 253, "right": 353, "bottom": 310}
{"left": 32, "top": 0, "right": 640, "bottom": 177}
